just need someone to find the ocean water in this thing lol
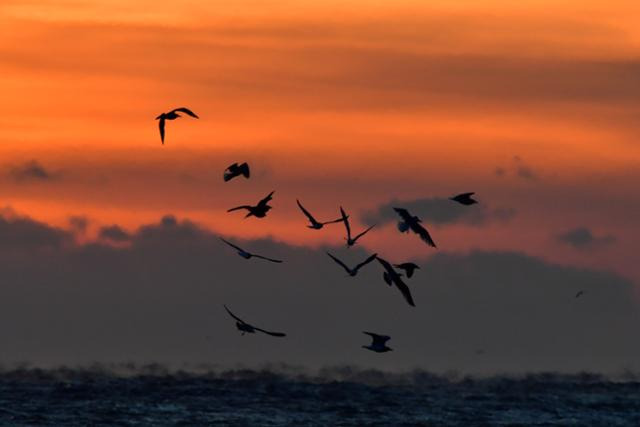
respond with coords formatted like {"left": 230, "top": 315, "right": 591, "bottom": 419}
{"left": 1, "top": 366, "right": 640, "bottom": 426}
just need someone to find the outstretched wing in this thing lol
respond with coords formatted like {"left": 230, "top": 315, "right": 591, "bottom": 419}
{"left": 353, "top": 224, "right": 375, "bottom": 242}
{"left": 340, "top": 207, "right": 351, "bottom": 240}
{"left": 157, "top": 117, "right": 165, "bottom": 144}
{"left": 296, "top": 199, "right": 317, "bottom": 224}
{"left": 227, "top": 205, "right": 251, "bottom": 213}
{"left": 321, "top": 216, "right": 346, "bottom": 225}
{"left": 393, "top": 275, "right": 415, "bottom": 307}
{"left": 220, "top": 237, "right": 244, "bottom": 252}
{"left": 223, "top": 305, "right": 245, "bottom": 324}
{"left": 172, "top": 107, "right": 199, "bottom": 118}
{"left": 254, "top": 327, "right": 286, "bottom": 337}
{"left": 224, "top": 163, "right": 239, "bottom": 182}
{"left": 252, "top": 254, "right": 283, "bottom": 263}
{"left": 239, "top": 162, "right": 250, "bottom": 178}
{"left": 393, "top": 207, "right": 413, "bottom": 222}
{"left": 363, "top": 331, "right": 390, "bottom": 345}
{"left": 327, "top": 252, "right": 351, "bottom": 273}
{"left": 354, "top": 253, "right": 378, "bottom": 271}
{"left": 376, "top": 256, "right": 394, "bottom": 274}
{"left": 258, "top": 191, "right": 275, "bottom": 207}
{"left": 411, "top": 223, "right": 436, "bottom": 248}
{"left": 457, "top": 192, "right": 475, "bottom": 198}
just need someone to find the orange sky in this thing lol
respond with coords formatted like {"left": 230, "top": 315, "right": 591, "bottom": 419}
{"left": 0, "top": 0, "right": 639, "bottom": 281}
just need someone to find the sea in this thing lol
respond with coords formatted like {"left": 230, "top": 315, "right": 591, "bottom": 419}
{"left": 1, "top": 365, "right": 640, "bottom": 426}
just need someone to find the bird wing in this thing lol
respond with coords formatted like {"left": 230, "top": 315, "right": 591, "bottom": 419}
{"left": 252, "top": 254, "right": 283, "bottom": 263}
{"left": 158, "top": 117, "right": 165, "bottom": 144}
{"left": 393, "top": 207, "right": 413, "bottom": 222}
{"left": 460, "top": 192, "right": 475, "bottom": 197}
{"left": 321, "top": 216, "right": 346, "bottom": 225}
{"left": 220, "top": 237, "right": 244, "bottom": 252}
{"left": 353, "top": 224, "right": 375, "bottom": 242}
{"left": 224, "top": 305, "right": 246, "bottom": 324}
{"left": 339, "top": 207, "right": 351, "bottom": 240}
{"left": 258, "top": 191, "right": 274, "bottom": 207}
{"left": 363, "top": 331, "right": 391, "bottom": 345}
{"left": 411, "top": 222, "right": 436, "bottom": 248}
{"left": 239, "top": 162, "right": 250, "bottom": 178}
{"left": 227, "top": 205, "right": 251, "bottom": 212}
{"left": 376, "top": 256, "right": 394, "bottom": 274}
{"left": 392, "top": 275, "right": 416, "bottom": 307}
{"left": 327, "top": 252, "right": 351, "bottom": 273}
{"left": 354, "top": 253, "right": 378, "bottom": 271}
{"left": 296, "top": 199, "right": 318, "bottom": 225}
{"left": 172, "top": 107, "right": 199, "bottom": 118}
{"left": 253, "top": 327, "right": 286, "bottom": 337}
{"left": 224, "top": 163, "right": 239, "bottom": 182}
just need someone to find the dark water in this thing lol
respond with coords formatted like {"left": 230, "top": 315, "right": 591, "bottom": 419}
{"left": 1, "top": 366, "right": 640, "bottom": 426}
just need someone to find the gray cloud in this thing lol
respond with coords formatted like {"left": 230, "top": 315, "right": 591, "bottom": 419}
{"left": 0, "top": 213, "right": 637, "bottom": 374}
{"left": 8, "top": 160, "right": 57, "bottom": 183}
{"left": 362, "top": 197, "right": 516, "bottom": 227}
{"left": 68, "top": 216, "right": 89, "bottom": 234}
{"left": 98, "top": 225, "right": 131, "bottom": 243}
{"left": 556, "top": 227, "right": 616, "bottom": 250}
{"left": 0, "top": 209, "right": 71, "bottom": 252}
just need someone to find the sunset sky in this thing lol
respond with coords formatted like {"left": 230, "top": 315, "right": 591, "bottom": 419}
{"left": 0, "top": 1, "right": 639, "bottom": 371}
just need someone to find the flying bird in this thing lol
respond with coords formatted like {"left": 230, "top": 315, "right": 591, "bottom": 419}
{"left": 297, "top": 200, "right": 344, "bottom": 230}
{"left": 575, "top": 290, "right": 586, "bottom": 299}
{"left": 450, "top": 192, "right": 478, "bottom": 205}
{"left": 224, "top": 305, "right": 286, "bottom": 337}
{"left": 220, "top": 238, "right": 282, "bottom": 263}
{"left": 155, "top": 107, "right": 199, "bottom": 144}
{"left": 224, "top": 162, "right": 250, "bottom": 182}
{"left": 326, "top": 252, "right": 377, "bottom": 277}
{"left": 377, "top": 256, "right": 415, "bottom": 307}
{"left": 362, "top": 332, "right": 393, "bottom": 353}
{"left": 228, "top": 191, "right": 274, "bottom": 218}
{"left": 393, "top": 262, "right": 420, "bottom": 278}
{"left": 393, "top": 207, "right": 436, "bottom": 248}
{"left": 341, "top": 207, "right": 375, "bottom": 247}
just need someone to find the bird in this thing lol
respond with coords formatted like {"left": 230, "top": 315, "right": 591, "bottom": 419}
{"left": 340, "top": 206, "right": 375, "bottom": 247}
{"left": 228, "top": 191, "right": 274, "bottom": 218}
{"left": 224, "top": 162, "right": 250, "bottom": 182}
{"left": 393, "top": 207, "right": 436, "bottom": 248}
{"left": 362, "top": 332, "right": 393, "bottom": 353}
{"left": 393, "top": 262, "right": 420, "bottom": 278}
{"left": 376, "top": 256, "right": 415, "bottom": 307}
{"left": 450, "top": 192, "right": 478, "bottom": 205}
{"left": 220, "top": 238, "right": 282, "bottom": 263}
{"left": 575, "top": 290, "right": 586, "bottom": 299}
{"left": 297, "top": 200, "right": 345, "bottom": 230}
{"left": 326, "top": 252, "right": 377, "bottom": 276}
{"left": 223, "top": 305, "right": 286, "bottom": 337}
{"left": 155, "top": 107, "right": 199, "bottom": 144}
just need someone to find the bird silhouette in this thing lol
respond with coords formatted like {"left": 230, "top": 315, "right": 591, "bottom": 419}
{"left": 575, "top": 290, "right": 586, "bottom": 299}
{"left": 327, "top": 252, "right": 377, "bottom": 276}
{"left": 224, "top": 305, "right": 286, "bottom": 337}
{"left": 297, "top": 200, "right": 344, "bottom": 230}
{"left": 450, "top": 192, "right": 478, "bottom": 205}
{"left": 228, "top": 191, "right": 274, "bottom": 218}
{"left": 377, "top": 256, "right": 415, "bottom": 307}
{"left": 224, "top": 162, "right": 250, "bottom": 182}
{"left": 155, "top": 107, "right": 199, "bottom": 144}
{"left": 340, "top": 206, "right": 375, "bottom": 247}
{"left": 220, "top": 238, "right": 282, "bottom": 263}
{"left": 393, "top": 262, "right": 420, "bottom": 278}
{"left": 393, "top": 207, "right": 436, "bottom": 248}
{"left": 362, "top": 332, "right": 393, "bottom": 352}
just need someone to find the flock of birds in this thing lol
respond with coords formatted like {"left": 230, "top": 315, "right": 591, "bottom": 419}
{"left": 156, "top": 106, "right": 482, "bottom": 352}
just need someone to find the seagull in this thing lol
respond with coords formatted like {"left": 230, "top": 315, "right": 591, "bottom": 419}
{"left": 297, "top": 200, "right": 344, "bottom": 230}
{"left": 228, "top": 191, "right": 274, "bottom": 218}
{"left": 340, "top": 206, "right": 375, "bottom": 247}
{"left": 362, "top": 332, "right": 393, "bottom": 353}
{"left": 220, "top": 238, "right": 282, "bottom": 263}
{"left": 377, "top": 256, "right": 415, "bottom": 307}
{"left": 224, "top": 162, "right": 250, "bottom": 182}
{"left": 393, "top": 207, "right": 436, "bottom": 248}
{"left": 575, "top": 290, "right": 586, "bottom": 299}
{"left": 155, "top": 107, "right": 199, "bottom": 144}
{"left": 393, "top": 262, "right": 420, "bottom": 278}
{"left": 450, "top": 192, "right": 478, "bottom": 205}
{"left": 326, "top": 252, "right": 377, "bottom": 276}
{"left": 224, "top": 305, "right": 286, "bottom": 337}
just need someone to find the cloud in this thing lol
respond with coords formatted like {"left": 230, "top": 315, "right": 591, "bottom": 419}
{"left": 362, "top": 197, "right": 516, "bottom": 227}
{"left": 8, "top": 160, "right": 57, "bottom": 183}
{"left": 98, "top": 225, "right": 131, "bottom": 243}
{"left": 0, "top": 212, "right": 637, "bottom": 374}
{"left": 68, "top": 216, "right": 89, "bottom": 234}
{"left": 556, "top": 227, "right": 616, "bottom": 250}
{"left": 0, "top": 208, "right": 71, "bottom": 251}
